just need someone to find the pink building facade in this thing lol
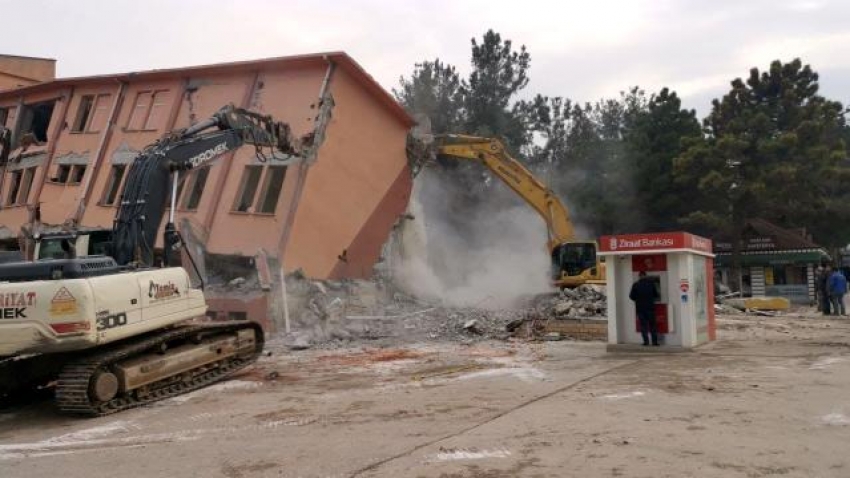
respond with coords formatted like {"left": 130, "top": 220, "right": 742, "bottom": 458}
{"left": 0, "top": 53, "right": 414, "bottom": 330}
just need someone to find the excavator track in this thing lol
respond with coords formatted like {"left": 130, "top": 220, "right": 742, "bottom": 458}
{"left": 55, "top": 321, "right": 264, "bottom": 416}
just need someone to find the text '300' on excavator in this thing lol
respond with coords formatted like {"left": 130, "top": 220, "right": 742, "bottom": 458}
{"left": 0, "top": 105, "right": 314, "bottom": 416}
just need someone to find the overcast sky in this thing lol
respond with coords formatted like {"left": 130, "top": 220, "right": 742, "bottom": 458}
{"left": 4, "top": 0, "right": 849, "bottom": 117}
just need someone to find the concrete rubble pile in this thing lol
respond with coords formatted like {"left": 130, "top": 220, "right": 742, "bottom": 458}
{"left": 277, "top": 274, "right": 607, "bottom": 349}
{"left": 542, "top": 285, "right": 607, "bottom": 318}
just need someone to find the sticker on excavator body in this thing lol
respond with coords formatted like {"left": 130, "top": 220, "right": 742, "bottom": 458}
{"left": 50, "top": 286, "right": 78, "bottom": 316}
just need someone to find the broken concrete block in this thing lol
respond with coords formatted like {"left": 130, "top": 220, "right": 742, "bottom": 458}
{"left": 725, "top": 297, "right": 790, "bottom": 311}
{"left": 313, "top": 282, "right": 328, "bottom": 295}
{"left": 282, "top": 332, "right": 312, "bottom": 350}
{"left": 554, "top": 301, "right": 573, "bottom": 315}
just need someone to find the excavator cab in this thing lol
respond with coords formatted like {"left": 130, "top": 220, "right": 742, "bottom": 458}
{"left": 551, "top": 241, "right": 605, "bottom": 288}
{"left": 34, "top": 230, "right": 113, "bottom": 260}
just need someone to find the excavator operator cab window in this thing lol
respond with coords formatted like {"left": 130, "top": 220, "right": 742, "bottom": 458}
{"left": 553, "top": 243, "right": 598, "bottom": 277}
{"left": 38, "top": 236, "right": 75, "bottom": 260}
{"left": 88, "top": 230, "right": 113, "bottom": 256}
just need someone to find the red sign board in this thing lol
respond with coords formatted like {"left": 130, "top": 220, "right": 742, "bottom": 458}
{"left": 631, "top": 254, "right": 667, "bottom": 272}
{"left": 600, "top": 232, "right": 712, "bottom": 254}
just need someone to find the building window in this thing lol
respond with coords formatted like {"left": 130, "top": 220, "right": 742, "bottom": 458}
{"left": 18, "top": 167, "right": 35, "bottom": 204}
{"left": 181, "top": 166, "right": 210, "bottom": 210}
{"left": 71, "top": 96, "right": 94, "bottom": 132}
{"left": 102, "top": 164, "right": 127, "bottom": 205}
{"left": 70, "top": 165, "right": 86, "bottom": 184}
{"left": 73, "top": 94, "right": 112, "bottom": 133}
{"left": 233, "top": 165, "right": 263, "bottom": 212}
{"left": 16, "top": 100, "right": 55, "bottom": 147}
{"left": 144, "top": 90, "right": 170, "bottom": 130}
{"left": 54, "top": 164, "right": 71, "bottom": 183}
{"left": 3, "top": 107, "right": 16, "bottom": 129}
{"left": 88, "top": 94, "right": 112, "bottom": 132}
{"left": 5, "top": 167, "right": 35, "bottom": 206}
{"left": 51, "top": 164, "right": 86, "bottom": 184}
{"left": 6, "top": 171, "right": 21, "bottom": 206}
{"left": 256, "top": 166, "right": 287, "bottom": 214}
{"left": 126, "top": 90, "right": 170, "bottom": 132}
{"left": 0, "top": 108, "right": 7, "bottom": 128}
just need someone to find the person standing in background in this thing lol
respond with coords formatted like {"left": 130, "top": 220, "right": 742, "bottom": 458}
{"left": 828, "top": 266, "right": 847, "bottom": 316}
{"left": 818, "top": 265, "right": 833, "bottom": 315}
{"left": 630, "top": 271, "right": 660, "bottom": 346}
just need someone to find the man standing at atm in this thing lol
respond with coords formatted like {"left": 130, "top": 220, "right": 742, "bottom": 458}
{"left": 630, "top": 271, "right": 660, "bottom": 346}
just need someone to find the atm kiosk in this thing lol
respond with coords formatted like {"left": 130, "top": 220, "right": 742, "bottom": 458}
{"left": 599, "top": 232, "right": 716, "bottom": 351}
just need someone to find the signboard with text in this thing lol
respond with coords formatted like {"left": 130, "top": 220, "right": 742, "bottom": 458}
{"left": 714, "top": 236, "right": 777, "bottom": 252}
{"left": 599, "top": 232, "right": 713, "bottom": 255}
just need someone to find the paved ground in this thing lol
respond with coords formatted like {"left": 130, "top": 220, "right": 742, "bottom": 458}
{"left": 2, "top": 312, "right": 850, "bottom": 478}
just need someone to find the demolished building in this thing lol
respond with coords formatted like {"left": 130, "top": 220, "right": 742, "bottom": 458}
{"left": 0, "top": 52, "right": 415, "bottom": 330}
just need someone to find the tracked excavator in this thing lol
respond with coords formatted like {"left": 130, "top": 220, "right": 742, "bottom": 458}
{"left": 0, "top": 105, "right": 303, "bottom": 415}
{"left": 435, "top": 135, "right": 605, "bottom": 288}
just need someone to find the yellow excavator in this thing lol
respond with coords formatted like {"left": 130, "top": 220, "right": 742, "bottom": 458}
{"left": 435, "top": 134, "right": 605, "bottom": 288}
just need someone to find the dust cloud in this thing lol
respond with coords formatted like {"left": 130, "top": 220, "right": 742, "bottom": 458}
{"left": 392, "top": 167, "right": 552, "bottom": 309}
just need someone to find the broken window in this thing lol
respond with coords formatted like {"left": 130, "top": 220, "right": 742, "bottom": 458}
{"left": 233, "top": 165, "right": 263, "bottom": 212}
{"left": 17, "top": 167, "right": 35, "bottom": 204}
{"left": 53, "top": 164, "right": 71, "bottom": 183}
{"left": 71, "top": 95, "right": 94, "bottom": 132}
{"left": 70, "top": 165, "right": 86, "bottom": 184}
{"left": 73, "top": 94, "right": 111, "bottom": 133}
{"left": 4, "top": 167, "right": 33, "bottom": 205}
{"left": 3, "top": 107, "right": 15, "bottom": 129}
{"left": 102, "top": 164, "right": 126, "bottom": 205}
{"left": 126, "top": 90, "right": 170, "bottom": 131}
{"left": 256, "top": 166, "right": 287, "bottom": 214}
{"left": 17, "top": 100, "right": 55, "bottom": 147}
{"left": 182, "top": 166, "right": 210, "bottom": 210}
{"left": 6, "top": 171, "right": 21, "bottom": 206}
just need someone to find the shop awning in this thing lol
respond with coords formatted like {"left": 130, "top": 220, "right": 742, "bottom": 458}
{"left": 714, "top": 249, "right": 828, "bottom": 267}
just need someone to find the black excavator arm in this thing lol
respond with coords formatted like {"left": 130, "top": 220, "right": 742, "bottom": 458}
{"left": 111, "top": 105, "right": 300, "bottom": 267}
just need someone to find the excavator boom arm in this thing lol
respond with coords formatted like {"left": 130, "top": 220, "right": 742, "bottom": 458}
{"left": 112, "top": 105, "right": 299, "bottom": 267}
{"left": 436, "top": 135, "right": 575, "bottom": 249}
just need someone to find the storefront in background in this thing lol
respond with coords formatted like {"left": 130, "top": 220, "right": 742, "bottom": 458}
{"left": 713, "top": 219, "right": 830, "bottom": 304}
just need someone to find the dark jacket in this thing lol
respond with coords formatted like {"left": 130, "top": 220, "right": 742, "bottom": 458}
{"left": 630, "top": 277, "right": 659, "bottom": 312}
{"left": 817, "top": 269, "right": 830, "bottom": 293}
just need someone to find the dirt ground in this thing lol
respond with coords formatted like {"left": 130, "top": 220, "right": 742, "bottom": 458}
{"left": 2, "top": 311, "right": 850, "bottom": 478}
